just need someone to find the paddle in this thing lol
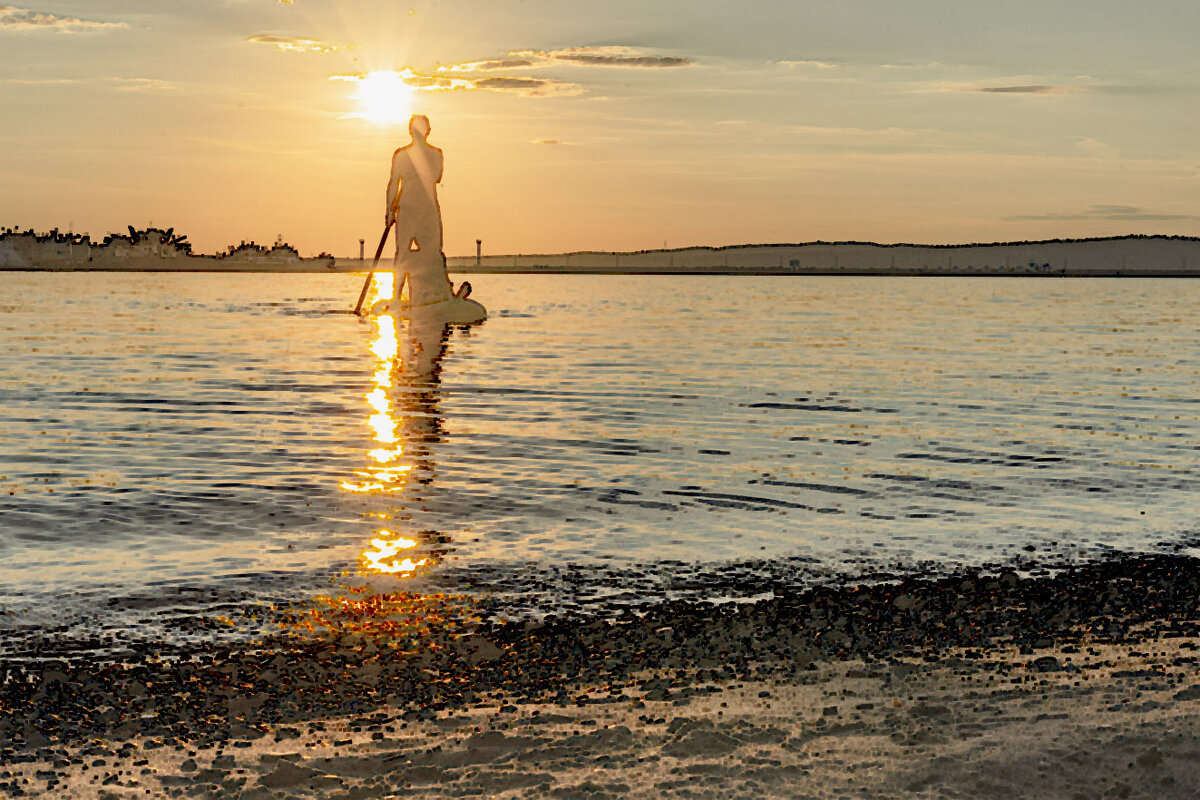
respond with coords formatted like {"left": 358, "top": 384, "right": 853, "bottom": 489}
{"left": 353, "top": 221, "right": 394, "bottom": 316}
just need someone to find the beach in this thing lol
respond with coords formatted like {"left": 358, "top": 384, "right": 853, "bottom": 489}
{"left": 4, "top": 272, "right": 1200, "bottom": 797}
{"left": 4, "top": 554, "right": 1200, "bottom": 798}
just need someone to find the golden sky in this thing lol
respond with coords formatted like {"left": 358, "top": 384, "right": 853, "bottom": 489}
{"left": 1, "top": 0, "right": 1198, "bottom": 256}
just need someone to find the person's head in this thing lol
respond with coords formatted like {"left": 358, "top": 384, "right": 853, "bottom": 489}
{"left": 409, "top": 114, "right": 431, "bottom": 140}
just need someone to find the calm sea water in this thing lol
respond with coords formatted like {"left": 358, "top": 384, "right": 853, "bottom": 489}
{"left": 2, "top": 272, "right": 1200, "bottom": 653}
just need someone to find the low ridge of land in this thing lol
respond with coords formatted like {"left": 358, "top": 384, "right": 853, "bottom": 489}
{"left": 7, "top": 232, "right": 1200, "bottom": 275}
{"left": 441, "top": 235, "right": 1200, "bottom": 276}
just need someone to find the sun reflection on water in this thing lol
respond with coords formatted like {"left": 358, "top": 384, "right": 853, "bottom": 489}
{"left": 340, "top": 289, "right": 411, "bottom": 496}
{"left": 342, "top": 273, "right": 450, "bottom": 581}
{"left": 278, "top": 276, "right": 469, "bottom": 655}
{"left": 362, "top": 529, "right": 429, "bottom": 575}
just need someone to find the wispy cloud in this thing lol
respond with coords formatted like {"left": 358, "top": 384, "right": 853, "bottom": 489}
{"left": 973, "top": 84, "right": 1083, "bottom": 95}
{"left": 1007, "top": 204, "right": 1197, "bottom": 222}
{"left": 1075, "top": 136, "right": 1117, "bottom": 158}
{"left": 777, "top": 60, "right": 839, "bottom": 70}
{"left": 880, "top": 61, "right": 948, "bottom": 70}
{"left": 248, "top": 34, "right": 354, "bottom": 54}
{"left": 331, "top": 68, "right": 582, "bottom": 98}
{"left": 0, "top": 75, "right": 174, "bottom": 91}
{"left": 531, "top": 138, "right": 576, "bottom": 146}
{"left": 109, "top": 78, "right": 176, "bottom": 92}
{"left": 439, "top": 45, "right": 692, "bottom": 73}
{"left": 437, "top": 58, "right": 538, "bottom": 74}
{"left": 0, "top": 76, "right": 78, "bottom": 85}
{"left": 535, "top": 46, "right": 691, "bottom": 68}
{"left": 919, "top": 78, "right": 1170, "bottom": 97}
{"left": 473, "top": 76, "right": 579, "bottom": 95}
{"left": 0, "top": 5, "right": 125, "bottom": 32}
{"left": 915, "top": 79, "right": 1088, "bottom": 95}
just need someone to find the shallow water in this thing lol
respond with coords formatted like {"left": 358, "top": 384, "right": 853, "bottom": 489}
{"left": 2, "top": 272, "right": 1200, "bottom": 652}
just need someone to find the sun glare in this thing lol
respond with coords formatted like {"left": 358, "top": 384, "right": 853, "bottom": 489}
{"left": 357, "top": 71, "right": 414, "bottom": 124}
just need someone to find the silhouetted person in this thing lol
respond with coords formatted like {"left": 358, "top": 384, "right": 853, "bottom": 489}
{"left": 387, "top": 115, "right": 453, "bottom": 306}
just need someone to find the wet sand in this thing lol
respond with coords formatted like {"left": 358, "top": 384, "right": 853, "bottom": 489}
{"left": 4, "top": 553, "right": 1200, "bottom": 797}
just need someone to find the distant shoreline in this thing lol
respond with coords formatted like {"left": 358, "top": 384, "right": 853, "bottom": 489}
{"left": 6, "top": 234, "right": 1200, "bottom": 276}
{"left": 443, "top": 234, "right": 1200, "bottom": 277}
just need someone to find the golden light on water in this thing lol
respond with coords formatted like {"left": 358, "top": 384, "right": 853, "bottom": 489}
{"left": 341, "top": 287, "right": 436, "bottom": 579}
{"left": 366, "top": 389, "right": 389, "bottom": 414}
{"left": 368, "top": 447, "right": 401, "bottom": 463}
{"left": 362, "top": 530, "right": 429, "bottom": 576}
{"left": 374, "top": 531, "right": 418, "bottom": 550}
{"left": 372, "top": 272, "right": 394, "bottom": 306}
{"left": 368, "top": 405, "right": 397, "bottom": 444}
{"left": 342, "top": 310, "right": 403, "bottom": 493}
{"left": 366, "top": 311, "right": 400, "bottom": 448}
{"left": 370, "top": 313, "right": 397, "bottom": 364}
{"left": 339, "top": 478, "right": 384, "bottom": 494}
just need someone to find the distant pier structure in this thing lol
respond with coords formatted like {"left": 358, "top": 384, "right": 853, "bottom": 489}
{"left": 476, "top": 239, "right": 482, "bottom": 267}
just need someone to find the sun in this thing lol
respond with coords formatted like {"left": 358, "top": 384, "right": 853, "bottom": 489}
{"left": 356, "top": 71, "right": 414, "bottom": 124}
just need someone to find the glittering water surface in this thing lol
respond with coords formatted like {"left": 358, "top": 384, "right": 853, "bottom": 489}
{"left": 2, "top": 273, "right": 1200, "bottom": 648}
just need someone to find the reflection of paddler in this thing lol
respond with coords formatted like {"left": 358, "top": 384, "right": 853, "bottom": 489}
{"left": 398, "top": 316, "right": 449, "bottom": 386}
{"left": 386, "top": 114, "right": 453, "bottom": 307}
{"left": 392, "top": 316, "right": 450, "bottom": 484}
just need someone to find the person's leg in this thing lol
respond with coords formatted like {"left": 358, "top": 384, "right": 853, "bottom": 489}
{"left": 390, "top": 226, "right": 409, "bottom": 304}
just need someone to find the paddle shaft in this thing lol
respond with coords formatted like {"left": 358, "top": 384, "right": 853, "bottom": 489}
{"left": 352, "top": 224, "right": 396, "bottom": 316}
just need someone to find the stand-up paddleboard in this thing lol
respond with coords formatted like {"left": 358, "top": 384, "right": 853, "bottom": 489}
{"left": 369, "top": 287, "right": 487, "bottom": 324}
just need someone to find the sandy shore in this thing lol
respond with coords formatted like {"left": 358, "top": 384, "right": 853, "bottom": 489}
{"left": 4, "top": 553, "right": 1200, "bottom": 798}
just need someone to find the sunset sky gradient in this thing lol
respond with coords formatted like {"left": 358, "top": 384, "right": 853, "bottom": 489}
{"left": 1, "top": 0, "right": 1198, "bottom": 256}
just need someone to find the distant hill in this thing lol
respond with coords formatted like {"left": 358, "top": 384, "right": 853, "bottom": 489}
{"left": 443, "top": 235, "right": 1200, "bottom": 276}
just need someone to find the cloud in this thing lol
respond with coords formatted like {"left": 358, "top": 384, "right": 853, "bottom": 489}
{"left": 546, "top": 46, "right": 691, "bottom": 68}
{"left": 0, "top": 76, "right": 78, "bottom": 85}
{"left": 441, "top": 45, "right": 692, "bottom": 73}
{"left": 437, "top": 58, "right": 538, "bottom": 73}
{"left": 472, "top": 76, "right": 582, "bottom": 96}
{"left": 921, "top": 78, "right": 1169, "bottom": 97}
{"left": 1007, "top": 204, "right": 1197, "bottom": 222}
{"left": 109, "top": 78, "right": 176, "bottom": 92}
{"left": 0, "top": 5, "right": 125, "bottom": 32}
{"left": 880, "top": 61, "right": 947, "bottom": 70}
{"left": 248, "top": 34, "right": 352, "bottom": 54}
{"left": 1075, "top": 136, "right": 1117, "bottom": 158}
{"left": 331, "top": 68, "right": 581, "bottom": 98}
{"left": 525, "top": 45, "right": 691, "bottom": 68}
{"left": 973, "top": 84, "right": 1082, "bottom": 95}
{"left": 332, "top": 45, "right": 686, "bottom": 107}
{"left": 530, "top": 138, "right": 575, "bottom": 146}
{"left": 0, "top": 76, "right": 174, "bottom": 91}
{"left": 777, "top": 60, "right": 839, "bottom": 70}
{"left": 914, "top": 80, "right": 1089, "bottom": 96}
